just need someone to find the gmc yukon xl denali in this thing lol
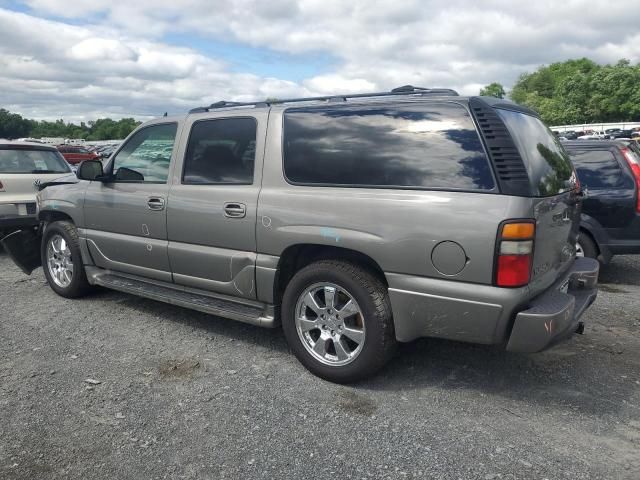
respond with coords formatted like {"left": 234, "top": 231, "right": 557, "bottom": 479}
{"left": 1, "top": 86, "right": 599, "bottom": 383}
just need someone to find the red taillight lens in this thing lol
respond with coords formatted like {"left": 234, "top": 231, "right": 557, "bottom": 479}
{"left": 497, "top": 255, "right": 532, "bottom": 287}
{"left": 495, "top": 221, "right": 535, "bottom": 288}
{"left": 620, "top": 147, "right": 640, "bottom": 213}
{"left": 0, "top": 180, "right": 4, "bottom": 190}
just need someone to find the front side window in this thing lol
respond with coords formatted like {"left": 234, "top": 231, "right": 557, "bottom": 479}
{"left": 111, "top": 123, "right": 177, "bottom": 183}
{"left": 0, "top": 148, "right": 71, "bottom": 174}
{"left": 183, "top": 118, "right": 257, "bottom": 185}
{"left": 282, "top": 102, "right": 494, "bottom": 190}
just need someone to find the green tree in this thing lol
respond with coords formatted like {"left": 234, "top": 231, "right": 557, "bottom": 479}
{"left": 479, "top": 82, "right": 506, "bottom": 99}
{"left": 510, "top": 57, "right": 640, "bottom": 124}
{"left": 0, "top": 109, "right": 32, "bottom": 139}
{"left": 0, "top": 110, "right": 141, "bottom": 140}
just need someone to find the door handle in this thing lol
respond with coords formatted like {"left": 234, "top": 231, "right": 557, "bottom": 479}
{"left": 224, "top": 202, "right": 246, "bottom": 218}
{"left": 147, "top": 197, "right": 165, "bottom": 211}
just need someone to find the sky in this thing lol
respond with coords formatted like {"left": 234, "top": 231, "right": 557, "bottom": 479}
{"left": 0, "top": 0, "right": 639, "bottom": 122}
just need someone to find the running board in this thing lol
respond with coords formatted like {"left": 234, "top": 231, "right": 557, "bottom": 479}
{"left": 90, "top": 272, "right": 277, "bottom": 328}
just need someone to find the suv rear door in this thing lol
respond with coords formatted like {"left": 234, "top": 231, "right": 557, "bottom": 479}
{"left": 493, "top": 108, "right": 580, "bottom": 293}
{"left": 166, "top": 109, "right": 268, "bottom": 299}
{"left": 83, "top": 121, "right": 180, "bottom": 282}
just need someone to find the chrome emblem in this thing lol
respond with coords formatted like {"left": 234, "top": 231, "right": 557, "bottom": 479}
{"left": 33, "top": 179, "right": 42, "bottom": 190}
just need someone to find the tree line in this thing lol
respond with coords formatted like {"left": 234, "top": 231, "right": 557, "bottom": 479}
{"left": 0, "top": 109, "right": 141, "bottom": 141}
{"left": 480, "top": 58, "right": 640, "bottom": 125}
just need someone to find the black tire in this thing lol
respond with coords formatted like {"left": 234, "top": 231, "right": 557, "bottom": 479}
{"left": 281, "top": 260, "right": 397, "bottom": 383}
{"left": 577, "top": 232, "right": 598, "bottom": 260}
{"left": 41, "top": 221, "right": 91, "bottom": 298}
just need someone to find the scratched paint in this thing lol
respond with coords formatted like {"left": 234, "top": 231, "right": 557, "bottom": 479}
{"left": 320, "top": 227, "right": 341, "bottom": 243}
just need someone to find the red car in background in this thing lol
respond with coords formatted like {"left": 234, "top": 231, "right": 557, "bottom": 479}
{"left": 56, "top": 145, "right": 100, "bottom": 165}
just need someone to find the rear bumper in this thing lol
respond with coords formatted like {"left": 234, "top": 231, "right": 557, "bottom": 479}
{"left": 505, "top": 257, "right": 599, "bottom": 353}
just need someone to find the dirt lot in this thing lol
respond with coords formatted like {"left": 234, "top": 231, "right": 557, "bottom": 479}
{"left": 0, "top": 252, "right": 639, "bottom": 480}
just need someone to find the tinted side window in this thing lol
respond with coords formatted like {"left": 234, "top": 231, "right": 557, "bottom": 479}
{"left": 495, "top": 108, "right": 575, "bottom": 197}
{"left": 183, "top": 118, "right": 257, "bottom": 185}
{"left": 569, "top": 150, "right": 626, "bottom": 189}
{"left": 283, "top": 103, "right": 495, "bottom": 190}
{"left": 112, "top": 123, "right": 177, "bottom": 183}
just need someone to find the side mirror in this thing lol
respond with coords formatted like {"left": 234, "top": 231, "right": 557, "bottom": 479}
{"left": 77, "top": 159, "right": 104, "bottom": 181}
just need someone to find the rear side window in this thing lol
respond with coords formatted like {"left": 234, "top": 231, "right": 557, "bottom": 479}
{"left": 568, "top": 150, "right": 626, "bottom": 189}
{"left": 496, "top": 109, "right": 575, "bottom": 196}
{"left": 183, "top": 118, "right": 257, "bottom": 185}
{"left": 0, "top": 148, "right": 71, "bottom": 174}
{"left": 283, "top": 103, "right": 495, "bottom": 190}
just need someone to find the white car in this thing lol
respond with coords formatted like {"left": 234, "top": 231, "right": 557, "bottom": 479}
{"left": 0, "top": 141, "right": 75, "bottom": 239}
{"left": 577, "top": 132, "right": 605, "bottom": 140}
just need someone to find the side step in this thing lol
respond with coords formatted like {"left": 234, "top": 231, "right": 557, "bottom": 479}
{"left": 91, "top": 273, "right": 277, "bottom": 328}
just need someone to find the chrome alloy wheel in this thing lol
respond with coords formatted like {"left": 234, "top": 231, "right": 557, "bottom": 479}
{"left": 294, "top": 283, "right": 366, "bottom": 366}
{"left": 46, "top": 234, "right": 74, "bottom": 288}
{"left": 575, "top": 242, "right": 585, "bottom": 258}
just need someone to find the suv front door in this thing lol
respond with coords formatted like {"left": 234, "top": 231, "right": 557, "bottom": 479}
{"left": 167, "top": 111, "right": 267, "bottom": 299}
{"left": 84, "top": 121, "right": 180, "bottom": 282}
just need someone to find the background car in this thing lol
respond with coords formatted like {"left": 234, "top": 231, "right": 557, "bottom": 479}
{"left": 563, "top": 139, "right": 640, "bottom": 262}
{"left": 0, "top": 141, "right": 74, "bottom": 238}
{"left": 56, "top": 144, "right": 100, "bottom": 165}
{"left": 608, "top": 129, "right": 634, "bottom": 139}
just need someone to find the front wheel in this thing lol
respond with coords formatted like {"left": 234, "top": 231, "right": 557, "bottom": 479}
{"left": 281, "top": 260, "right": 397, "bottom": 383}
{"left": 41, "top": 221, "right": 91, "bottom": 298}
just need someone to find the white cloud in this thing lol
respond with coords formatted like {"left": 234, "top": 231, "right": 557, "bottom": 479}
{"left": 1, "top": 1, "right": 638, "bottom": 121}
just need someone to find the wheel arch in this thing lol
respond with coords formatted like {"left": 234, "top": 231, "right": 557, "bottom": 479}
{"left": 38, "top": 210, "right": 75, "bottom": 225}
{"left": 273, "top": 244, "right": 387, "bottom": 306}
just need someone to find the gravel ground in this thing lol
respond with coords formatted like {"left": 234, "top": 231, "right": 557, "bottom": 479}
{"left": 1, "top": 252, "right": 639, "bottom": 480}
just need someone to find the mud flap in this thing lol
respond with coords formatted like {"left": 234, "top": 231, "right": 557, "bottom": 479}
{"left": 0, "top": 229, "right": 42, "bottom": 275}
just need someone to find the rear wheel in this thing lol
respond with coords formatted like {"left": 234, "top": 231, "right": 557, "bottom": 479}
{"left": 281, "top": 260, "right": 396, "bottom": 383}
{"left": 576, "top": 233, "right": 598, "bottom": 260}
{"left": 41, "top": 221, "right": 91, "bottom": 298}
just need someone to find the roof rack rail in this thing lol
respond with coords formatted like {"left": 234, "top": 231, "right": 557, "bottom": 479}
{"left": 188, "top": 85, "right": 459, "bottom": 113}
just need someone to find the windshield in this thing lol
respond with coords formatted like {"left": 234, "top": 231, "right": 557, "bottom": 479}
{"left": 0, "top": 148, "right": 72, "bottom": 174}
{"left": 496, "top": 108, "right": 576, "bottom": 196}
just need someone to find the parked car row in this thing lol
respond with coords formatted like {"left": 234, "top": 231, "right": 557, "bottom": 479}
{"left": 555, "top": 128, "right": 640, "bottom": 141}
{"left": 86, "top": 143, "right": 121, "bottom": 160}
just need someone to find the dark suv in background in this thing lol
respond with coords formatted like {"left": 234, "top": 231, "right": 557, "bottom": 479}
{"left": 563, "top": 140, "right": 640, "bottom": 262}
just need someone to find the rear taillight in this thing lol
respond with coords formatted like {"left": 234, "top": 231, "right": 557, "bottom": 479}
{"left": 0, "top": 180, "right": 4, "bottom": 191}
{"left": 495, "top": 221, "right": 535, "bottom": 288}
{"left": 620, "top": 147, "right": 640, "bottom": 213}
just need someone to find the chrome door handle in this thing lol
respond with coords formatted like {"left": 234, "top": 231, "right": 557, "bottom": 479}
{"left": 147, "top": 197, "right": 165, "bottom": 211}
{"left": 224, "top": 202, "right": 246, "bottom": 218}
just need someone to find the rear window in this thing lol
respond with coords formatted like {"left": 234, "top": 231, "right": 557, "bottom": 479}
{"left": 496, "top": 109, "right": 575, "bottom": 196}
{"left": 283, "top": 102, "right": 495, "bottom": 191}
{"left": 0, "top": 148, "right": 71, "bottom": 174}
{"left": 568, "top": 150, "right": 627, "bottom": 189}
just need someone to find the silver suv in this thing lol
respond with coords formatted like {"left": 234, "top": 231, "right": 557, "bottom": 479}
{"left": 1, "top": 87, "right": 599, "bottom": 383}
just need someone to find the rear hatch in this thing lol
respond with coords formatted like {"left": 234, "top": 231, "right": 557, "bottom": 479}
{"left": 0, "top": 146, "right": 72, "bottom": 213}
{"left": 495, "top": 108, "right": 580, "bottom": 294}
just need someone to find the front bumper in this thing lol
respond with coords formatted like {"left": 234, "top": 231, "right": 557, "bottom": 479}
{"left": 506, "top": 257, "right": 599, "bottom": 353}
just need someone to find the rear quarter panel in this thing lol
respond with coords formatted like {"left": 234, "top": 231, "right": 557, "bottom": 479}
{"left": 258, "top": 109, "right": 526, "bottom": 286}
